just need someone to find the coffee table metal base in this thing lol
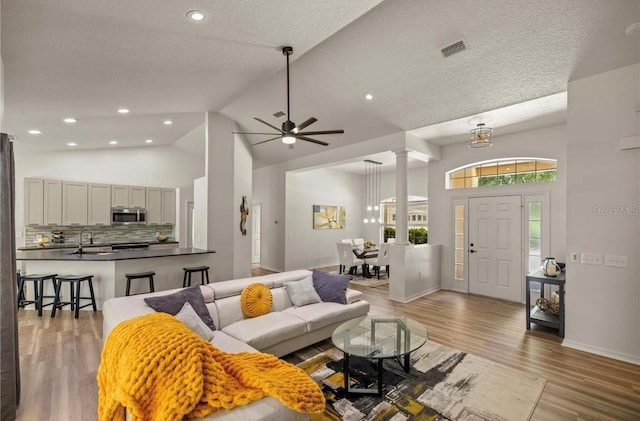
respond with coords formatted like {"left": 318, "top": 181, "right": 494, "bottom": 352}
{"left": 342, "top": 351, "right": 411, "bottom": 396}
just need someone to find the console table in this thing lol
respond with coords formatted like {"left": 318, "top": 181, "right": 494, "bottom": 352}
{"left": 526, "top": 270, "right": 566, "bottom": 337}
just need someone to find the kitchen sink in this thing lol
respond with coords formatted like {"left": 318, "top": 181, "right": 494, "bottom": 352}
{"left": 67, "top": 250, "right": 118, "bottom": 255}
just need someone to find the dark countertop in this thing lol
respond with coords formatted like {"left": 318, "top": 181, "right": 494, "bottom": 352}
{"left": 16, "top": 247, "right": 215, "bottom": 261}
{"left": 18, "top": 240, "right": 179, "bottom": 251}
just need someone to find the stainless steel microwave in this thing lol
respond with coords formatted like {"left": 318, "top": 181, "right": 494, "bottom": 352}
{"left": 111, "top": 207, "right": 147, "bottom": 225}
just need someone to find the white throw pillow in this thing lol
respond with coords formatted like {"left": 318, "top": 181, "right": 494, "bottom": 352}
{"left": 175, "top": 301, "right": 215, "bottom": 341}
{"left": 284, "top": 275, "right": 322, "bottom": 307}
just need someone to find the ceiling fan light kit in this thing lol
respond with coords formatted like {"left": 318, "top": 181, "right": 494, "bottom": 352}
{"left": 232, "top": 46, "right": 344, "bottom": 147}
{"left": 468, "top": 123, "right": 493, "bottom": 148}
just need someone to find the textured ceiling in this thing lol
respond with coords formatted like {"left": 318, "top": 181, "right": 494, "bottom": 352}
{"left": 3, "top": 0, "right": 639, "bottom": 167}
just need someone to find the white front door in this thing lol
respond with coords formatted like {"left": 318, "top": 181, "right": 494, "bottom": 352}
{"left": 251, "top": 204, "right": 261, "bottom": 264}
{"left": 468, "top": 195, "right": 522, "bottom": 302}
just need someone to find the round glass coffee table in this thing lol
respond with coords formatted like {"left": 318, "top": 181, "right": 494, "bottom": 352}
{"left": 331, "top": 315, "right": 428, "bottom": 396}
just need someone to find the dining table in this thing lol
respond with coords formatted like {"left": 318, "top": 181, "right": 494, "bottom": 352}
{"left": 352, "top": 248, "right": 378, "bottom": 278}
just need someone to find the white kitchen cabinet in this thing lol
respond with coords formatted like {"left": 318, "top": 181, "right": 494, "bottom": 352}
{"left": 62, "top": 181, "right": 88, "bottom": 225}
{"left": 43, "top": 179, "right": 62, "bottom": 225}
{"left": 111, "top": 185, "right": 145, "bottom": 208}
{"left": 129, "top": 186, "right": 146, "bottom": 208}
{"left": 145, "top": 187, "right": 162, "bottom": 224}
{"left": 88, "top": 183, "right": 111, "bottom": 225}
{"left": 161, "top": 188, "right": 176, "bottom": 225}
{"left": 111, "top": 185, "right": 129, "bottom": 207}
{"left": 24, "top": 178, "right": 44, "bottom": 225}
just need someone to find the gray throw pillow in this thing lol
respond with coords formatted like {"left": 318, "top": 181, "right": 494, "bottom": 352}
{"left": 144, "top": 285, "right": 216, "bottom": 330}
{"left": 312, "top": 269, "right": 350, "bottom": 304}
{"left": 175, "top": 301, "right": 215, "bottom": 341}
{"left": 284, "top": 275, "right": 322, "bottom": 307}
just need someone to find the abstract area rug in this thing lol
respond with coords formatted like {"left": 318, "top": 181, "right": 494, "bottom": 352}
{"left": 290, "top": 341, "right": 546, "bottom": 421}
{"left": 349, "top": 277, "right": 389, "bottom": 288}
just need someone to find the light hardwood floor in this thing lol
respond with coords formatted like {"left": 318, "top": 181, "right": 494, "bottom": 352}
{"left": 16, "top": 267, "right": 640, "bottom": 420}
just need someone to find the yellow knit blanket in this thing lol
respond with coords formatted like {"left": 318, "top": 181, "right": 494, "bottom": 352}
{"left": 98, "top": 313, "right": 325, "bottom": 421}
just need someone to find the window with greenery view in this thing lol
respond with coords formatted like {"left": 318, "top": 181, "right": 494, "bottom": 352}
{"left": 381, "top": 199, "right": 428, "bottom": 244}
{"left": 446, "top": 158, "right": 557, "bottom": 189}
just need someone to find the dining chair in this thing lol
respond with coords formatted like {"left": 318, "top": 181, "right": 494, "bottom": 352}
{"left": 352, "top": 238, "right": 365, "bottom": 251}
{"left": 369, "top": 243, "right": 391, "bottom": 279}
{"left": 336, "top": 242, "right": 364, "bottom": 275}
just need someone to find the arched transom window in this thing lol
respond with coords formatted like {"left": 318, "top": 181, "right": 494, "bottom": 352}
{"left": 446, "top": 158, "right": 557, "bottom": 189}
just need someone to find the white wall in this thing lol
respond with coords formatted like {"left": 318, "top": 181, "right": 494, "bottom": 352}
{"left": 285, "top": 168, "right": 363, "bottom": 270}
{"left": 14, "top": 145, "right": 205, "bottom": 246}
{"left": 428, "top": 124, "right": 568, "bottom": 293}
{"left": 564, "top": 63, "right": 639, "bottom": 364}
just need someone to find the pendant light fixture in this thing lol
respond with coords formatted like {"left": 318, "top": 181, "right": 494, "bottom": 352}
{"left": 363, "top": 159, "right": 382, "bottom": 223}
{"left": 468, "top": 123, "right": 493, "bottom": 148}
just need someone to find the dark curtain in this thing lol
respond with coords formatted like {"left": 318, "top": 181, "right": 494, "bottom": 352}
{"left": 0, "top": 133, "right": 19, "bottom": 420}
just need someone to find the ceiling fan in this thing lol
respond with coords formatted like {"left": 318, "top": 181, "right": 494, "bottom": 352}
{"left": 233, "top": 46, "right": 344, "bottom": 147}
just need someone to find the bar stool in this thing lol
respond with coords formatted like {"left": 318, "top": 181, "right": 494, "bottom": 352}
{"left": 51, "top": 275, "right": 97, "bottom": 319}
{"left": 182, "top": 266, "right": 210, "bottom": 287}
{"left": 17, "top": 273, "right": 57, "bottom": 317}
{"left": 125, "top": 271, "right": 155, "bottom": 296}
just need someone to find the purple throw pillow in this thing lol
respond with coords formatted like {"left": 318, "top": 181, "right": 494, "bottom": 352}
{"left": 144, "top": 285, "right": 216, "bottom": 330}
{"left": 312, "top": 269, "right": 350, "bottom": 304}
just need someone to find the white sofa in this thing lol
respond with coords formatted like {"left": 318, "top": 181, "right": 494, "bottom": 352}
{"left": 102, "top": 269, "right": 370, "bottom": 421}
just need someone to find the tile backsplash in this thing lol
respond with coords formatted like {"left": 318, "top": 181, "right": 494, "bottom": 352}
{"left": 25, "top": 225, "right": 175, "bottom": 245}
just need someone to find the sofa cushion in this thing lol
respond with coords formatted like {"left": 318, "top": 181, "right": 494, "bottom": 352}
{"left": 312, "top": 269, "right": 350, "bottom": 304}
{"left": 143, "top": 285, "right": 216, "bottom": 330}
{"left": 175, "top": 302, "right": 215, "bottom": 341}
{"left": 283, "top": 276, "right": 322, "bottom": 307}
{"left": 209, "top": 331, "right": 258, "bottom": 354}
{"left": 240, "top": 283, "right": 273, "bottom": 318}
{"left": 282, "top": 300, "right": 371, "bottom": 332}
{"left": 221, "top": 312, "right": 307, "bottom": 350}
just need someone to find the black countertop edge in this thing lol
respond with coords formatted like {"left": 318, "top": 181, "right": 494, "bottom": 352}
{"left": 16, "top": 248, "right": 215, "bottom": 261}
{"left": 18, "top": 240, "right": 179, "bottom": 251}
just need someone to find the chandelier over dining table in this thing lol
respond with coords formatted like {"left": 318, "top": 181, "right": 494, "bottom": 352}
{"left": 363, "top": 159, "right": 382, "bottom": 223}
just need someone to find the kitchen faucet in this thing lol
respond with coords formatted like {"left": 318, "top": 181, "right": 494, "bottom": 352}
{"left": 77, "top": 228, "right": 94, "bottom": 254}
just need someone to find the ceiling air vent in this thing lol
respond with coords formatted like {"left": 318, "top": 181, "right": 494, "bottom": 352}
{"left": 272, "top": 110, "right": 286, "bottom": 118}
{"left": 441, "top": 40, "right": 466, "bottom": 58}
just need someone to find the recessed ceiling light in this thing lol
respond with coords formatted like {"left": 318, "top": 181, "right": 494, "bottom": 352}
{"left": 28, "top": 129, "right": 42, "bottom": 135}
{"left": 117, "top": 108, "right": 130, "bottom": 114}
{"left": 365, "top": 94, "right": 374, "bottom": 101}
{"left": 67, "top": 142, "right": 77, "bottom": 146}
{"left": 163, "top": 120, "right": 173, "bottom": 125}
{"left": 145, "top": 139, "right": 153, "bottom": 143}
{"left": 63, "top": 117, "right": 77, "bottom": 124}
{"left": 109, "top": 140, "right": 118, "bottom": 145}
{"left": 186, "top": 10, "right": 206, "bottom": 22}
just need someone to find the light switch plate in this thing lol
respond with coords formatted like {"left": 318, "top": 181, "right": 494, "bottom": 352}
{"left": 604, "top": 254, "right": 628, "bottom": 268}
{"left": 581, "top": 252, "right": 602, "bottom": 265}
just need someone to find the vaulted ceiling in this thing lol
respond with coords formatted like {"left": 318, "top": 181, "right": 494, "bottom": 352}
{"left": 3, "top": 0, "right": 639, "bottom": 168}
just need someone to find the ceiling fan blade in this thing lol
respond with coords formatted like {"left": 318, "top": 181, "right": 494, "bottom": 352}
{"left": 293, "top": 117, "right": 317, "bottom": 133}
{"left": 251, "top": 135, "right": 282, "bottom": 146}
{"left": 297, "top": 129, "right": 344, "bottom": 136}
{"left": 232, "top": 131, "right": 280, "bottom": 135}
{"left": 296, "top": 135, "right": 329, "bottom": 146}
{"left": 254, "top": 117, "right": 284, "bottom": 133}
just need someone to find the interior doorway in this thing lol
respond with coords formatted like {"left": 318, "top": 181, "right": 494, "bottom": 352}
{"left": 251, "top": 203, "right": 261, "bottom": 264}
{"left": 468, "top": 195, "right": 522, "bottom": 302}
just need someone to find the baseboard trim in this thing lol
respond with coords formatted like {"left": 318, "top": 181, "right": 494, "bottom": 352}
{"left": 562, "top": 339, "right": 640, "bottom": 366}
{"left": 388, "top": 287, "right": 441, "bottom": 303}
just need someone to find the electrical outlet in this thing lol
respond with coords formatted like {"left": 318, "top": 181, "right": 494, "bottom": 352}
{"left": 604, "top": 254, "right": 628, "bottom": 268}
{"left": 581, "top": 252, "right": 602, "bottom": 265}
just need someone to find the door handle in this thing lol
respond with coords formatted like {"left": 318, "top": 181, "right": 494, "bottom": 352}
{"left": 469, "top": 250, "right": 477, "bottom": 253}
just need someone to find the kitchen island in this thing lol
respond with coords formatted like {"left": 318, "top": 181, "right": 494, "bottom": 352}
{"left": 17, "top": 248, "right": 216, "bottom": 311}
